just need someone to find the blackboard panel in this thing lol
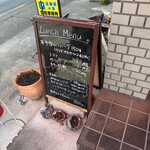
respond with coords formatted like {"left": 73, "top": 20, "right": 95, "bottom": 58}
{"left": 33, "top": 16, "right": 100, "bottom": 111}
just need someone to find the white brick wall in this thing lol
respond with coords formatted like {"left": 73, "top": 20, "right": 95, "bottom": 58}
{"left": 124, "top": 63, "right": 140, "bottom": 72}
{"left": 127, "top": 84, "right": 141, "bottom": 92}
{"left": 109, "top": 85, "right": 118, "bottom": 91}
{"left": 122, "top": 55, "right": 134, "bottom": 63}
{"left": 122, "top": 3, "right": 138, "bottom": 14}
{"left": 122, "top": 77, "right": 136, "bottom": 84}
{"left": 137, "top": 81, "right": 150, "bottom": 89}
{"left": 111, "top": 14, "right": 130, "bottom": 25}
{"left": 106, "top": 59, "right": 113, "bottom": 66}
{"left": 105, "top": 66, "right": 119, "bottom": 74}
{"left": 133, "top": 28, "right": 150, "bottom": 39}
{"left": 113, "top": 61, "right": 124, "bottom": 68}
{"left": 112, "top": 2, "right": 122, "bottom": 13}
{"left": 103, "top": 83, "right": 109, "bottom": 89}
{"left": 141, "top": 67, "right": 150, "bottom": 75}
{"left": 111, "top": 74, "right": 121, "bottom": 81}
{"left": 119, "top": 88, "right": 132, "bottom": 95}
{"left": 109, "top": 35, "right": 125, "bottom": 45}
{"left": 116, "top": 45, "right": 128, "bottom": 54}
{"left": 135, "top": 57, "right": 150, "bottom": 67}
{"left": 104, "top": 78, "right": 116, "bottom": 85}
{"left": 138, "top": 4, "right": 150, "bottom": 16}
{"left": 117, "top": 82, "right": 127, "bottom": 88}
{"left": 142, "top": 88, "right": 149, "bottom": 94}
{"left": 104, "top": 0, "right": 150, "bottom": 100}
{"left": 130, "top": 72, "right": 146, "bottom": 80}
{"left": 133, "top": 92, "right": 147, "bottom": 99}
{"left": 145, "top": 18, "right": 150, "bottom": 28}
{"left": 119, "top": 69, "right": 130, "bottom": 77}
{"left": 135, "top": 0, "right": 150, "bottom": 2}
{"left": 130, "top": 16, "right": 145, "bottom": 27}
{"left": 108, "top": 43, "right": 116, "bottom": 52}
{"left": 147, "top": 76, "right": 150, "bottom": 82}
{"left": 105, "top": 72, "right": 111, "bottom": 78}
{"left": 107, "top": 52, "right": 122, "bottom": 61}
{"left": 140, "top": 39, "right": 150, "bottom": 49}
{"left": 126, "top": 37, "right": 139, "bottom": 47}
{"left": 119, "top": 26, "right": 132, "bottom": 36}
{"left": 128, "top": 47, "right": 146, "bottom": 57}
{"left": 146, "top": 51, "right": 150, "bottom": 58}
{"left": 110, "top": 25, "right": 119, "bottom": 34}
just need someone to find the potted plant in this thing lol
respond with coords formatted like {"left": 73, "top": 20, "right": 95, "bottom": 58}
{"left": 100, "top": 0, "right": 109, "bottom": 5}
{"left": 14, "top": 69, "right": 43, "bottom": 100}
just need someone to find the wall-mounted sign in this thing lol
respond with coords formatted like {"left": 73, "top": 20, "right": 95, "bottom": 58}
{"left": 33, "top": 16, "right": 101, "bottom": 112}
{"left": 35, "top": 0, "right": 61, "bottom": 17}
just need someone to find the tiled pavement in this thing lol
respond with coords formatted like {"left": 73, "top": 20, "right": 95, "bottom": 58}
{"left": 77, "top": 89, "right": 150, "bottom": 150}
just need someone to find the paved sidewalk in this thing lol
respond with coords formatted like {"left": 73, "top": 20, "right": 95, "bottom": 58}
{"left": 7, "top": 105, "right": 84, "bottom": 150}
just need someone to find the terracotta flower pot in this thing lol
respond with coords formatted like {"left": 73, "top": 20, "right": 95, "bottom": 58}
{"left": 14, "top": 69, "right": 43, "bottom": 100}
{"left": 0, "top": 104, "right": 4, "bottom": 117}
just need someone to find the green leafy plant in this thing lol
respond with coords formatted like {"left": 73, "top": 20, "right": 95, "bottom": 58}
{"left": 100, "top": 0, "right": 110, "bottom": 5}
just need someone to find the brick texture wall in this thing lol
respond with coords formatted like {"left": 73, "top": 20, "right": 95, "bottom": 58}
{"left": 104, "top": 0, "right": 150, "bottom": 99}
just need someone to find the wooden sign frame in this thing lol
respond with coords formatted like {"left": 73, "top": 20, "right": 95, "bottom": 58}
{"left": 33, "top": 15, "right": 101, "bottom": 112}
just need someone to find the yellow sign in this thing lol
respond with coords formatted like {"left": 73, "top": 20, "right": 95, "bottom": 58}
{"left": 35, "top": 0, "right": 61, "bottom": 17}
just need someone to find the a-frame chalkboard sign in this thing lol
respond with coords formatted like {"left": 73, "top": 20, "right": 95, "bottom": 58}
{"left": 33, "top": 15, "right": 101, "bottom": 112}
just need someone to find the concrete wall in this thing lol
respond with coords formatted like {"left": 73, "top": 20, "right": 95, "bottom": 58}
{"left": 104, "top": 0, "right": 150, "bottom": 99}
